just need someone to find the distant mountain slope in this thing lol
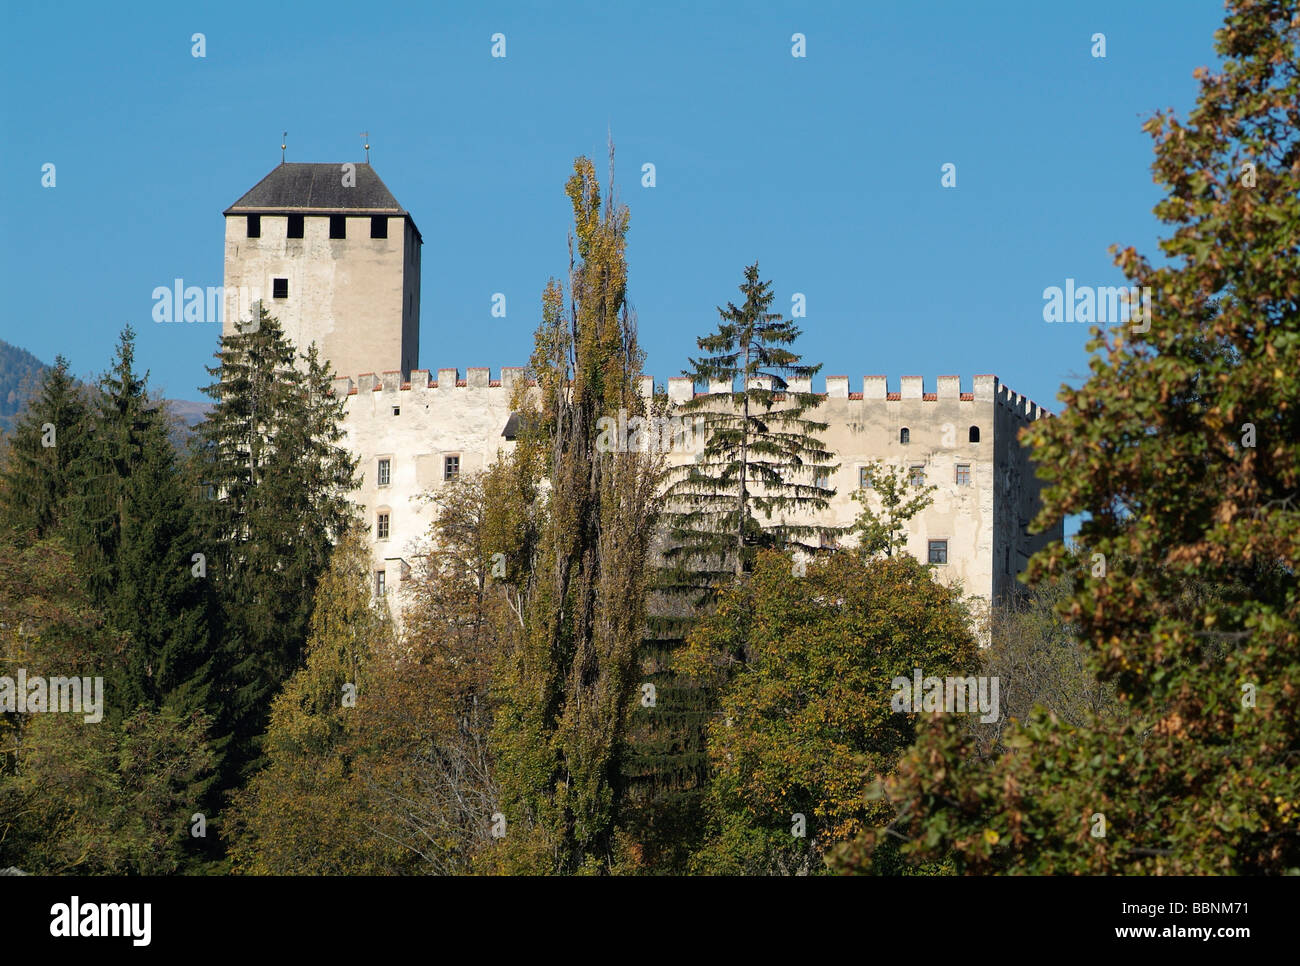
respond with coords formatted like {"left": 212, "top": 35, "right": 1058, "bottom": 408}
{"left": 0, "top": 339, "right": 50, "bottom": 435}
{"left": 0, "top": 339, "right": 210, "bottom": 440}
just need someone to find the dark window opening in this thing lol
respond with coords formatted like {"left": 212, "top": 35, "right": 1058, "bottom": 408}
{"left": 273, "top": 277, "right": 288, "bottom": 299}
{"left": 392, "top": 406, "right": 400, "bottom": 416}
{"left": 928, "top": 540, "right": 948, "bottom": 565}
{"left": 287, "top": 214, "right": 304, "bottom": 238}
{"left": 969, "top": 425, "right": 981, "bottom": 443}
{"left": 329, "top": 214, "right": 346, "bottom": 239}
{"left": 370, "top": 216, "right": 388, "bottom": 239}
{"left": 444, "top": 455, "right": 460, "bottom": 480}
{"left": 900, "top": 427, "right": 910, "bottom": 444}
{"left": 246, "top": 214, "right": 261, "bottom": 238}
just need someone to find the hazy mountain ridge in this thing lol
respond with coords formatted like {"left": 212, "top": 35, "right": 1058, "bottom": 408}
{"left": 0, "top": 339, "right": 210, "bottom": 437}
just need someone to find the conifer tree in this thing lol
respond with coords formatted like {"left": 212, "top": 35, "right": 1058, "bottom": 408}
{"left": 660, "top": 262, "right": 837, "bottom": 598}
{"left": 198, "top": 307, "right": 358, "bottom": 785}
{"left": 0, "top": 355, "right": 89, "bottom": 539}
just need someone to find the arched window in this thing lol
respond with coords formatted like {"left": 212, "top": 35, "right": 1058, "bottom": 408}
{"left": 900, "top": 427, "right": 910, "bottom": 444}
{"left": 969, "top": 425, "right": 980, "bottom": 443}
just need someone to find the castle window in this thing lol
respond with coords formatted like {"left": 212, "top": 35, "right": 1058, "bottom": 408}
{"left": 247, "top": 214, "right": 261, "bottom": 238}
{"left": 815, "top": 469, "right": 830, "bottom": 489}
{"left": 392, "top": 406, "right": 400, "bottom": 416}
{"left": 377, "top": 458, "right": 391, "bottom": 486}
{"left": 909, "top": 464, "right": 925, "bottom": 487}
{"left": 287, "top": 214, "right": 304, "bottom": 238}
{"left": 969, "top": 425, "right": 981, "bottom": 443}
{"left": 444, "top": 455, "right": 460, "bottom": 480}
{"left": 955, "top": 464, "right": 971, "bottom": 486}
{"left": 928, "top": 540, "right": 948, "bottom": 565}
{"left": 273, "top": 277, "right": 288, "bottom": 299}
{"left": 370, "top": 216, "right": 388, "bottom": 239}
{"left": 859, "top": 466, "right": 872, "bottom": 489}
{"left": 375, "top": 571, "right": 386, "bottom": 597}
{"left": 376, "top": 512, "right": 390, "bottom": 540}
{"left": 900, "top": 427, "right": 910, "bottom": 444}
{"left": 329, "top": 214, "right": 347, "bottom": 239}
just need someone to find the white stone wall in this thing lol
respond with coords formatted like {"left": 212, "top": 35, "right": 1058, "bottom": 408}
{"left": 332, "top": 372, "right": 1060, "bottom": 616}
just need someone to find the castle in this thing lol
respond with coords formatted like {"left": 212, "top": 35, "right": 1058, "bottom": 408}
{"left": 223, "top": 162, "right": 1060, "bottom": 611}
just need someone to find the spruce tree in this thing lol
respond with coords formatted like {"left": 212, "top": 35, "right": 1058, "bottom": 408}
{"left": 198, "top": 307, "right": 358, "bottom": 785}
{"left": 0, "top": 355, "right": 89, "bottom": 539}
{"left": 660, "top": 262, "right": 838, "bottom": 598}
{"left": 61, "top": 328, "right": 214, "bottom": 722}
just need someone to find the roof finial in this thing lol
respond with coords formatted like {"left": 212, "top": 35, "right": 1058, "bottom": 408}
{"left": 281, "top": 131, "right": 287, "bottom": 164}
{"left": 361, "top": 131, "right": 370, "bottom": 163}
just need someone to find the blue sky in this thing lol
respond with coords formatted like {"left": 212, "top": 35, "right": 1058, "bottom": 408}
{"left": 2, "top": 0, "right": 1223, "bottom": 420}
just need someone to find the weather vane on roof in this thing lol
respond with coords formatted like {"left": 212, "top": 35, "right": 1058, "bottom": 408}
{"left": 361, "top": 132, "right": 370, "bottom": 163}
{"left": 281, "top": 131, "right": 287, "bottom": 163}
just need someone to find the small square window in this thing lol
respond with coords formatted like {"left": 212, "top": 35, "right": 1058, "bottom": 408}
{"left": 247, "top": 214, "right": 261, "bottom": 238}
{"left": 287, "top": 214, "right": 304, "bottom": 238}
{"left": 859, "top": 466, "right": 871, "bottom": 489}
{"left": 909, "top": 465, "right": 925, "bottom": 487}
{"left": 377, "top": 458, "right": 391, "bottom": 486}
{"left": 444, "top": 455, "right": 460, "bottom": 480}
{"left": 370, "top": 216, "right": 388, "bottom": 239}
{"left": 928, "top": 540, "right": 948, "bottom": 565}
{"left": 375, "top": 571, "right": 386, "bottom": 597}
{"left": 376, "top": 512, "right": 390, "bottom": 540}
{"left": 955, "top": 464, "right": 971, "bottom": 486}
{"left": 273, "top": 277, "right": 288, "bottom": 299}
{"left": 329, "top": 214, "right": 346, "bottom": 239}
{"left": 392, "top": 406, "right": 400, "bottom": 416}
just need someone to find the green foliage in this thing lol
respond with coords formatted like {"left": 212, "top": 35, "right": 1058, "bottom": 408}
{"left": 680, "top": 550, "right": 978, "bottom": 874}
{"left": 226, "top": 529, "right": 398, "bottom": 874}
{"left": 850, "top": 460, "right": 936, "bottom": 558}
{"left": 0, "top": 533, "right": 216, "bottom": 875}
{"left": 842, "top": 1, "right": 1300, "bottom": 874}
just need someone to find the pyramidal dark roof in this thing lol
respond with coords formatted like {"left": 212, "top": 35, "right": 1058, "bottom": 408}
{"left": 224, "top": 163, "right": 409, "bottom": 215}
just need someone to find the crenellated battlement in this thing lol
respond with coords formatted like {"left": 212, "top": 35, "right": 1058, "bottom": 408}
{"left": 330, "top": 370, "right": 1052, "bottom": 420}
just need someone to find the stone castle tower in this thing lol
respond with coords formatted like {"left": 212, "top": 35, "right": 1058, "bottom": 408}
{"left": 222, "top": 162, "right": 422, "bottom": 378}
{"left": 222, "top": 163, "right": 1061, "bottom": 613}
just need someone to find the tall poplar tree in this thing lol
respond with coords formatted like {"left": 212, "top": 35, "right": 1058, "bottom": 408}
{"left": 491, "top": 151, "right": 662, "bottom": 874}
